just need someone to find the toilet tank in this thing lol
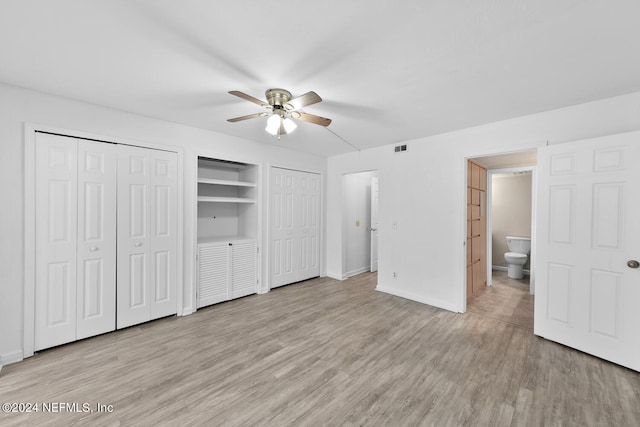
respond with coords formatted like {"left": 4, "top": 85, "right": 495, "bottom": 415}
{"left": 506, "top": 236, "right": 531, "bottom": 254}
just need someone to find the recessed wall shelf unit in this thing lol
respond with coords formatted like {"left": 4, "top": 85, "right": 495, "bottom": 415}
{"left": 196, "top": 157, "right": 259, "bottom": 309}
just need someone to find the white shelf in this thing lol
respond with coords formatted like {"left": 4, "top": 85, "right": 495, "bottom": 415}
{"left": 198, "top": 236, "right": 256, "bottom": 245}
{"left": 197, "top": 178, "right": 256, "bottom": 187}
{"left": 198, "top": 196, "right": 256, "bottom": 204}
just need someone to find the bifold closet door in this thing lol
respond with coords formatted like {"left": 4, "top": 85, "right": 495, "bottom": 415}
{"left": 297, "top": 171, "right": 320, "bottom": 281}
{"left": 76, "top": 140, "right": 117, "bottom": 339}
{"left": 34, "top": 133, "right": 117, "bottom": 351}
{"left": 270, "top": 168, "right": 320, "bottom": 288}
{"left": 117, "top": 145, "right": 177, "bottom": 329}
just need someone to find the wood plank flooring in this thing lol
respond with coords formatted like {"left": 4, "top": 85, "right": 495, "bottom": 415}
{"left": 1, "top": 272, "right": 639, "bottom": 426}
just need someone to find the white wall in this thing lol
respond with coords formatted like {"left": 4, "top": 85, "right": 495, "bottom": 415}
{"left": 0, "top": 83, "right": 326, "bottom": 365}
{"left": 343, "top": 171, "right": 377, "bottom": 277}
{"left": 326, "top": 91, "right": 640, "bottom": 312}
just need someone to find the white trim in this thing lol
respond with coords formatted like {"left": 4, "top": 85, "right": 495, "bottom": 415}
{"left": 326, "top": 272, "right": 347, "bottom": 281}
{"left": 23, "top": 123, "right": 185, "bottom": 359}
{"left": 345, "top": 266, "right": 371, "bottom": 278}
{"left": 376, "top": 285, "right": 461, "bottom": 313}
{"left": 0, "top": 350, "right": 24, "bottom": 366}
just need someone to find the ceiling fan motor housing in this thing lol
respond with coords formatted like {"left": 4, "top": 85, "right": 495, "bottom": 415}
{"left": 265, "top": 88, "right": 292, "bottom": 108}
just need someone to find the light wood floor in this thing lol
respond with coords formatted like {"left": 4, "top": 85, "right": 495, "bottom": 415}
{"left": 1, "top": 272, "right": 639, "bottom": 426}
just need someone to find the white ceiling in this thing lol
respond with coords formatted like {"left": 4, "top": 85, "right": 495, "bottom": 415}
{"left": 473, "top": 150, "right": 537, "bottom": 170}
{"left": 1, "top": 1, "right": 639, "bottom": 157}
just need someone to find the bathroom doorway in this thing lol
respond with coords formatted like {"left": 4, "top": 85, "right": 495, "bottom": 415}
{"left": 465, "top": 150, "right": 537, "bottom": 329}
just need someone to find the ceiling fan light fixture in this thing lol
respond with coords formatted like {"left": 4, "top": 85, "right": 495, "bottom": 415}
{"left": 265, "top": 114, "right": 281, "bottom": 135}
{"left": 283, "top": 117, "right": 297, "bottom": 134}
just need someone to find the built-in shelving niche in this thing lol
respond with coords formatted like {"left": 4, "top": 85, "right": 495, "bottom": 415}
{"left": 197, "top": 157, "right": 258, "bottom": 243}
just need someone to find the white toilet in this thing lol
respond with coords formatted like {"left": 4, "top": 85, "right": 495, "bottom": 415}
{"left": 504, "top": 236, "right": 531, "bottom": 279}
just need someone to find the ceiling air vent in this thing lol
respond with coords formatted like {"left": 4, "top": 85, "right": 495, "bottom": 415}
{"left": 394, "top": 144, "right": 407, "bottom": 153}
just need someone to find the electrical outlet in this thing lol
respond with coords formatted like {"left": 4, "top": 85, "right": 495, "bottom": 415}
{"left": 393, "top": 272, "right": 397, "bottom": 279}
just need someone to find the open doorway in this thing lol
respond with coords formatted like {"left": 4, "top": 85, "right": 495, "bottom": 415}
{"left": 342, "top": 170, "right": 379, "bottom": 278}
{"left": 465, "top": 150, "right": 537, "bottom": 329}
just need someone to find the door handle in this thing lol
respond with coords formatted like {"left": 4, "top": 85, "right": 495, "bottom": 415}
{"left": 627, "top": 260, "right": 640, "bottom": 269}
{"left": 135, "top": 242, "right": 142, "bottom": 247}
{"left": 369, "top": 227, "right": 377, "bottom": 231}
{"left": 90, "top": 247, "right": 99, "bottom": 252}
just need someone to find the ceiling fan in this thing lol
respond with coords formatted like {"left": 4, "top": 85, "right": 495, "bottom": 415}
{"left": 227, "top": 89, "right": 332, "bottom": 138}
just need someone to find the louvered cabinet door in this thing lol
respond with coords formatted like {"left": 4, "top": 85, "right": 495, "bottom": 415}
{"left": 231, "top": 240, "right": 257, "bottom": 299}
{"left": 197, "top": 243, "right": 230, "bottom": 308}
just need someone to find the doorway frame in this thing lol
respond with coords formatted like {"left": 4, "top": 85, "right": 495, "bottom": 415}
{"left": 340, "top": 169, "right": 379, "bottom": 280}
{"left": 462, "top": 147, "right": 538, "bottom": 311}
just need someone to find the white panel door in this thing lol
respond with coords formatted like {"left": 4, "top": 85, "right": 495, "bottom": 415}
{"left": 297, "top": 171, "right": 321, "bottom": 281}
{"left": 34, "top": 133, "right": 78, "bottom": 350}
{"left": 149, "top": 150, "right": 177, "bottom": 320}
{"left": 535, "top": 133, "right": 640, "bottom": 371}
{"left": 370, "top": 176, "right": 379, "bottom": 272}
{"left": 270, "top": 168, "right": 321, "bottom": 288}
{"left": 76, "top": 140, "right": 117, "bottom": 340}
{"left": 231, "top": 240, "right": 257, "bottom": 299}
{"left": 117, "top": 145, "right": 151, "bottom": 328}
{"left": 270, "top": 168, "right": 296, "bottom": 288}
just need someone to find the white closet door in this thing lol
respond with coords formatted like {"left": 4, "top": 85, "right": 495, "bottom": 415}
{"left": 297, "top": 171, "right": 320, "bottom": 281}
{"left": 231, "top": 240, "right": 257, "bottom": 299}
{"left": 34, "top": 133, "right": 79, "bottom": 350}
{"left": 270, "top": 168, "right": 320, "bottom": 288}
{"left": 117, "top": 145, "right": 151, "bottom": 328}
{"left": 270, "top": 168, "right": 296, "bottom": 288}
{"left": 76, "top": 140, "right": 117, "bottom": 340}
{"left": 149, "top": 150, "right": 178, "bottom": 319}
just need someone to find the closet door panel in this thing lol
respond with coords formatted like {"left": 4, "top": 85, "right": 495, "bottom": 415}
{"left": 34, "top": 133, "right": 78, "bottom": 350}
{"left": 270, "top": 168, "right": 296, "bottom": 288}
{"left": 76, "top": 141, "right": 117, "bottom": 340}
{"left": 117, "top": 146, "right": 151, "bottom": 329}
{"left": 149, "top": 151, "right": 178, "bottom": 319}
{"left": 306, "top": 173, "right": 321, "bottom": 278}
{"left": 270, "top": 168, "right": 321, "bottom": 288}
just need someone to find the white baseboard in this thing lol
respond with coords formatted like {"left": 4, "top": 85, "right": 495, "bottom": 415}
{"left": 326, "top": 271, "right": 347, "bottom": 281}
{"left": 375, "top": 285, "right": 461, "bottom": 313}
{"left": 345, "top": 266, "right": 371, "bottom": 278}
{"left": 1, "top": 350, "right": 24, "bottom": 367}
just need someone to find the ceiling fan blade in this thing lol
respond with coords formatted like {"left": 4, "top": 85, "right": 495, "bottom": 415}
{"left": 291, "top": 111, "right": 332, "bottom": 127}
{"left": 228, "top": 91, "right": 270, "bottom": 108}
{"left": 227, "top": 112, "right": 268, "bottom": 122}
{"left": 284, "top": 91, "right": 322, "bottom": 111}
